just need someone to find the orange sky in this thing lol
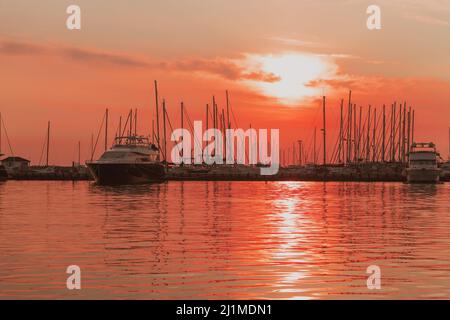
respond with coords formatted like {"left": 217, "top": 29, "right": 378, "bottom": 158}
{"left": 1, "top": 0, "right": 449, "bottom": 164}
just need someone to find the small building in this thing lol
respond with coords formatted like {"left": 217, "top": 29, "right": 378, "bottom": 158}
{"left": 1, "top": 156, "right": 31, "bottom": 173}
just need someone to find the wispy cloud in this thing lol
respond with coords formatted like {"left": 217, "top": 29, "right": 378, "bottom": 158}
{"left": 0, "top": 40, "right": 47, "bottom": 55}
{"left": 404, "top": 12, "right": 450, "bottom": 27}
{"left": 0, "top": 39, "right": 280, "bottom": 83}
{"left": 267, "top": 36, "right": 325, "bottom": 48}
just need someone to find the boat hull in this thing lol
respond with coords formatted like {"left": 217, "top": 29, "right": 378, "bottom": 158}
{"left": 406, "top": 168, "right": 441, "bottom": 183}
{"left": 86, "top": 162, "right": 166, "bottom": 185}
{"left": 0, "top": 165, "right": 8, "bottom": 181}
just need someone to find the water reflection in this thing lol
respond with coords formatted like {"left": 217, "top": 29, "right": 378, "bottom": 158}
{"left": 0, "top": 181, "right": 449, "bottom": 299}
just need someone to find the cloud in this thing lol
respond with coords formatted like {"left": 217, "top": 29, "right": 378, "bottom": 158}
{"left": 267, "top": 36, "right": 325, "bottom": 48}
{"left": 0, "top": 38, "right": 280, "bottom": 83}
{"left": 404, "top": 12, "right": 450, "bottom": 27}
{"left": 173, "top": 59, "right": 280, "bottom": 82}
{"left": 62, "top": 47, "right": 151, "bottom": 67}
{"left": 0, "top": 40, "right": 47, "bottom": 55}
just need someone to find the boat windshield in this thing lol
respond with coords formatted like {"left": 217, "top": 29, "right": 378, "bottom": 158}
{"left": 100, "top": 151, "right": 127, "bottom": 160}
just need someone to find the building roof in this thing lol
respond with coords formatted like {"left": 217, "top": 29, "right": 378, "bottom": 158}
{"left": 2, "top": 156, "right": 30, "bottom": 163}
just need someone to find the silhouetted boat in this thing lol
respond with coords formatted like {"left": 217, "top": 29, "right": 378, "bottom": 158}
{"left": 0, "top": 154, "right": 7, "bottom": 181}
{"left": 86, "top": 135, "right": 165, "bottom": 185}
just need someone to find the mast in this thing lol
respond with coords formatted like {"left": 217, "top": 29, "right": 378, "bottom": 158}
{"left": 226, "top": 90, "right": 231, "bottom": 129}
{"left": 366, "top": 105, "right": 371, "bottom": 162}
{"left": 353, "top": 104, "right": 357, "bottom": 162}
{"left": 358, "top": 106, "right": 362, "bottom": 162}
{"left": 382, "top": 105, "right": 386, "bottom": 162}
{"left": 314, "top": 127, "right": 317, "bottom": 165}
{"left": 163, "top": 99, "right": 167, "bottom": 164}
{"left": 118, "top": 116, "right": 122, "bottom": 142}
{"left": 134, "top": 108, "right": 137, "bottom": 136}
{"left": 90, "top": 133, "right": 94, "bottom": 161}
{"left": 411, "top": 109, "right": 415, "bottom": 145}
{"left": 152, "top": 119, "right": 155, "bottom": 143}
{"left": 339, "top": 99, "right": 343, "bottom": 164}
{"left": 407, "top": 107, "right": 411, "bottom": 161}
{"left": 347, "top": 91, "right": 352, "bottom": 164}
{"left": 105, "top": 108, "right": 109, "bottom": 151}
{"left": 391, "top": 103, "right": 396, "bottom": 162}
{"left": 46, "top": 121, "right": 50, "bottom": 167}
{"left": 0, "top": 112, "right": 2, "bottom": 155}
{"left": 373, "top": 108, "right": 377, "bottom": 162}
{"left": 205, "top": 104, "right": 209, "bottom": 154}
{"left": 398, "top": 103, "right": 401, "bottom": 162}
{"left": 322, "top": 96, "right": 326, "bottom": 165}
{"left": 78, "top": 141, "right": 81, "bottom": 165}
{"left": 181, "top": 101, "right": 184, "bottom": 162}
{"left": 129, "top": 109, "right": 133, "bottom": 137}
{"left": 402, "top": 103, "right": 406, "bottom": 163}
{"left": 154, "top": 80, "right": 160, "bottom": 149}
{"left": 298, "top": 140, "right": 303, "bottom": 166}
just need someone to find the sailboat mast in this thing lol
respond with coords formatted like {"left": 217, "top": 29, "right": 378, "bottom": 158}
{"left": 339, "top": 99, "right": 343, "bottom": 164}
{"left": 0, "top": 112, "right": 2, "bottom": 155}
{"left": 373, "top": 108, "right": 377, "bottom": 162}
{"left": 46, "top": 121, "right": 50, "bottom": 167}
{"left": 407, "top": 107, "right": 411, "bottom": 161}
{"left": 154, "top": 80, "right": 160, "bottom": 149}
{"left": 366, "top": 105, "right": 371, "bottom": 161}
{"left": 163, "top": 99, "right": 167, "bottom": 164}
{"left": 322, "top": 96, "right": 326, "bottom": 165}
{"left": 314, "top": 127, "right": 317, "bottom": 165}
{"left": 134, "top": 108, "right": 137, "bottom": 136}
{"left": 382, "top": 105, "right": 386, "bottom": 162}
{"left": 181, "top": 102, "right": 184, "bottom": 162}
{"left": 78, "top": 141, "right": 81, "bottom": 165}
{"left": 105, "top": 108, "right": 109, "bottom": 151}
{"left": 226, "top": 90, "right": 231, "bottom": 129}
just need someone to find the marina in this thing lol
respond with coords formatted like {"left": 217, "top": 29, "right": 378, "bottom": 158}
{"left": 1, "top": 88, "right": 449, "bottom": 184}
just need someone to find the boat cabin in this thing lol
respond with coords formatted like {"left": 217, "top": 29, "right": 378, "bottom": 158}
{"left": 1, "top": 156, "right": 31, "bottom": 173}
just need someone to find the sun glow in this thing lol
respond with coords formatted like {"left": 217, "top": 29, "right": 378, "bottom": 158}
{"left": 244, "top": 53, "right": 337, "bottom": 104}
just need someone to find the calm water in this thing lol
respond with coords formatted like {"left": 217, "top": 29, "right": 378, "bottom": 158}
{"left": 0, "top": 180, "right": 449, "bottom": 299}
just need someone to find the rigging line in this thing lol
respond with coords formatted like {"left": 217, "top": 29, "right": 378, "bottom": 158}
{"left": 1, "top": 116, "right": 14, "bottom": 156}
{"left": 38, "top": 129, "right": 47, "bottom": 166}
{"left": 120, "top": 111, "right": 131, "bottom": 138}
{"left": 164, "top": 108, "right": 182, "bottom": 159}
{"left": 183, "top": 107, "right": 202, "bottom": 152}
{"left": 92, "top": 112, "right": 106, "bottom": 160}
{"left": 230, "top": 103, "right": 238, "bottom": 129}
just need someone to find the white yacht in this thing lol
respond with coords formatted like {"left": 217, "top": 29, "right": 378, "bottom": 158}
{"left": 406, "top": 142, "right": 441, "bottom": 183}
{"left": 86, "top": 135, "right": 165, "bottom": 185}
